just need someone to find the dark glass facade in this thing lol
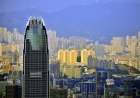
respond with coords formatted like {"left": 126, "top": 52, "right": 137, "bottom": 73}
{"left": 95, "top": 71, "right": 109, "bottom": 98}
{"left": 6, "top": 85, "right": 22, "bottom": 98}
{"left": 80, "top": 81, "right": 95, "bottom": 97}
{"left": 22, "top": 17, "right": 49, "bottom": 98}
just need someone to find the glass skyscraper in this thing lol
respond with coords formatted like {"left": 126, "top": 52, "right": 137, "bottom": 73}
{"left": 22, "top": 16, "right": 49, "bottom": 98}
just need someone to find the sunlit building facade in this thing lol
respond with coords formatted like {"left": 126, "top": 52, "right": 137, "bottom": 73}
{"left": 58, "top": 50, "right": 77, "bottom": 63}
{"left": 60, "top": 66, "right": 81, "bottom": 78}
{"left": 70, "top": 50, "right": 77, "bottom": 63}
{"left": 81, "top": 49, "right": 94, "bottom": 64}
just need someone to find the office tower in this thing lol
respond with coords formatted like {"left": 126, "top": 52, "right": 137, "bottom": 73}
{"left": 80, "top": 80, "right": 95, "bottom": 98}
{"left": 22, "top": 16, "right": 49, "bottom": 98}
{"left": 6, "top": 85, "right": 22, "bottom": 98}
{"left": 95, "top": 71, "right": 109, "bottom": 98}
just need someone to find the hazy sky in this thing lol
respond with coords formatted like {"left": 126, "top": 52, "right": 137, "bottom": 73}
{"left": 0, "top": 0, "right": 140, "bottom": 13}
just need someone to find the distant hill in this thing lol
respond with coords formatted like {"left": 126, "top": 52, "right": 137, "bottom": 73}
{"left": 0, "top": 2, "right": 140, "bottom": 44}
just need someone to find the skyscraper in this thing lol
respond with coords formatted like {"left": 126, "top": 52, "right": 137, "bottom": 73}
{"left": 95, "top": 71, "right": 109, "bottom": 98}
{"left": 22, "top": 16, "right": 49, "bottom": 98}
{"left": 138, "top": 31, "right": 140, "bottom": 42}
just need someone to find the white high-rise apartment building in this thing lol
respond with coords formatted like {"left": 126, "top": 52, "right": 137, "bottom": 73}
{"left": 3, "top": 28, "right": 7, "bottom": 41}
{"left": 7, "top": 31, "right": 12, "bottom": 43}
{"left": 0, "top": 27, "right": 2, "bottom": 42}
{"left": 47, "top": 30, "right": 56, "bottom": 40}
{"left": 23, "top": 17, "right": 50, "bottom": 98}
{"left": 13, "top": 28, "right": 18, "bottom": 41}
{"left": 111, "top": 37, "right": 124, "bottom": 46}
{"left": 126, "top": 35, "right": 131, "bottom": 46}
{"left": 138, "top": 31, "right": 140, "bottom": 42}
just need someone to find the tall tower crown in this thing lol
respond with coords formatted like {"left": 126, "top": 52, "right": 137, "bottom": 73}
{"left": 26, "top": 16, "right": 46, "bottom": 26}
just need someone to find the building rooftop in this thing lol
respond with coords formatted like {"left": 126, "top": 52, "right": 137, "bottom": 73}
{"left": 26, "top": 16, "right": 45, "bottom": 26}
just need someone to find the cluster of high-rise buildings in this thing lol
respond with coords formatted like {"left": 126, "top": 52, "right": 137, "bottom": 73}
{"left": 0, "top": 16, "right": 140, "bottom": 98}
{"left": 47, "top": 32, "right": 88, "bottom": 59}
{"left": 87, "top": 55, "right": 115, "bottom": 69}
{"left": 106, "top": 33, "right": 140, "bottom": 56}
{"left": 0, "top": 27, "right": 24, "bottom": 44}
{"left": 57, "top": 49, "right": 94, "bottom": 64}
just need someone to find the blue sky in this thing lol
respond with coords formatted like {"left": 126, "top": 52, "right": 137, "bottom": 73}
{"left": 0, "top": 0, "right": 140, "bottom": 13}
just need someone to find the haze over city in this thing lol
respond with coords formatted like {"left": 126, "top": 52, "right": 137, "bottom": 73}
{"left": 1, "top": 0, "right": 140, "bottom": 13}
{"left": 0, "top": 0, "right": 140, "bottom": 44}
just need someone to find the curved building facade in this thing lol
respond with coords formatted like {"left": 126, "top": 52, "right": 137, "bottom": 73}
{"left": 22, "top": 16, "right": 49, "bottom": 98}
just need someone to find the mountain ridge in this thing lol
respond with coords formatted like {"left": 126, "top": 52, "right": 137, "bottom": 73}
{"left": 0, "top": 2, "right": 140, "bottom": 44}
